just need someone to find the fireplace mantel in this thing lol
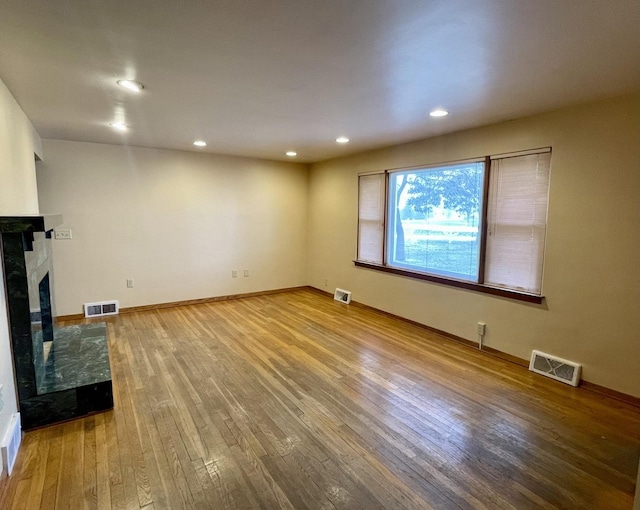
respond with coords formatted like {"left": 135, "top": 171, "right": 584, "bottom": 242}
{"left": 0, "top": 214, "right": 63, "bottom": 234}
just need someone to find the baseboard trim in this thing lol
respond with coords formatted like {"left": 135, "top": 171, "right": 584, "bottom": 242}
{"left": 307, "top": 286, "right": 640, "bottom": 408}
{"left": 580, "top": 381, "right": 640, "bottom": 408}
{"left": 56, "top": 286, "right": 308, "bottom": 321}
{"left": 57, "top": 313, "right": 85, "bottom": 321}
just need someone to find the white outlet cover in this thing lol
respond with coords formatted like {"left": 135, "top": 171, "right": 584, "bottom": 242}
{"left": 54, "top": 229, "right": 72, "bottom": 239}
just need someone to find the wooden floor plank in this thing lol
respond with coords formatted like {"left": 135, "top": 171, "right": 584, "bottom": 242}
{"left": 82, "top": 417, "right": 98, "bottom": 510}
{"left": 38, "top": 426, "right": 64, "bottom": 510}
{"left": 22, "top": 428, "right": 51, "bottom": 510}
{"left": 93, "top": 413, "right": 112, "bottom": 510}
{"left": 2, "top": 289, "right": 639, "bottom": 509}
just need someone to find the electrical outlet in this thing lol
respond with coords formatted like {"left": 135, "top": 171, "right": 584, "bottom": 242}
{"left": 54, "top": 229, "right": 72, "bottom": 240}
{"left": 126, "top": 278, "right": 134, "bottom": 288}
{"left": 324, "top": 279, "right": 328, "bottom": 287}
{"left": 477, "top": 322, "right": 486, "bottom": 335}
{"left": 232, "top": 270, "right": 238, "bottom": 278}
{"left": 244, "top": 270, "right": 249, "bottom": 277}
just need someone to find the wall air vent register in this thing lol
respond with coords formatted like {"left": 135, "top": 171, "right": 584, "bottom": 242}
{"left": 530, "top": 350, "right": 581, "bottom": 387}
{"left": 84, "top": 300, "right": 119, "bottom": 318}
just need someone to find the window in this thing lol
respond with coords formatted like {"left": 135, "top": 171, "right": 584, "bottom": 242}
{"left": 387, "top": 160, "right": 485, "bottom": 282}
{"left": 356, "top": 149, "right": 551, "bottom": 301}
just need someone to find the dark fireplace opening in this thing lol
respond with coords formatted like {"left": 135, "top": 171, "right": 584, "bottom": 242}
{"left": 39, "top": 272, "right": 54, "bottom": 343}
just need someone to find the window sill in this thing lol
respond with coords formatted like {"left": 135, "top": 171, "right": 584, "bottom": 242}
{"left": 353, "top": 260, "right": 544, "bottom": 304}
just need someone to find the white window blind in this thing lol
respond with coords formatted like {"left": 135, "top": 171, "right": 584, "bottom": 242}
{"left": 485, "top": 152, "right": 551, "bottom": 294}
{"left": 357, "top": 173, "right": 385, "bottom": 264}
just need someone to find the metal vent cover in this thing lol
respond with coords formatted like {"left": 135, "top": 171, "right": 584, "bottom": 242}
{"left": 333, "top": 288, "right": 352, "bottom": 304}
{"left": 84, "top": 300, "right": 119, "bottom": 318}
{"left": 530, "top": 350, "right": 581, "bottom": 387}
{"left": 1, "top": 413, "right": 21, "bottom": 476}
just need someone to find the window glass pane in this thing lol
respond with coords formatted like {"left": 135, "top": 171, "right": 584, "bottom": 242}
{"left": 357, "top": 173, "right": 385, "bottom": 264}
{"left": 485, "top": 152, "right": 551, "bottom": 294}
{"left": 387, "top": 162, "right": 485, "bottom": 281}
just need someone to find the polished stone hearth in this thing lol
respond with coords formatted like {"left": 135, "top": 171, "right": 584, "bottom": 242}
{"left": 37, "top": 324, "right": 111, "bottom": 394}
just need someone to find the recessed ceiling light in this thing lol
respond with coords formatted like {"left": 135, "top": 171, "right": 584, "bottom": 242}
{"left": 109, "top": 121, "right": 128, "bottom": 131}
{"left": 286, "top": 151, "right": 297, "bottom": 157}
{"left": 429, "top": 109, "right": 449, "bottom": 117}
{"left": 193, "top": 140, "right": 207, "bottom": 147}
{"left": 117, "top": 79, "right": 144, "bottom": 92}
{"left": 336, "top": 137, "right": 350, "bottom": 144}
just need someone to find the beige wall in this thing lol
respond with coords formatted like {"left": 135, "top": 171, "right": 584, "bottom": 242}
{"left": 0, "top": 80, "right": 40, "bottom": 214}
{"left": 308, "top": 93, "right": 640, "bottom": 397}
{"left": 0, "top": 78, "right": 41, "bottom": 474}
{"left": 36, "top": 140, "right": 309, "bottom": 316}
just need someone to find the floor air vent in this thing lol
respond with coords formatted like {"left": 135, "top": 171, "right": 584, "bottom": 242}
{"left": 84, "top": 300, "right": 119, "bottom": 318}
{"left": 1, "top": 413, "right": 21, "bottom": 476}
{"left": 333, "top": 288, "right": 352, "bottom": 304}
{"left": 529, "top": 350, "right": 581, "bottom": 387}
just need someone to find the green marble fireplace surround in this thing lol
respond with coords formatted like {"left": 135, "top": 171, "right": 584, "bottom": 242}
{"left": 0, "top": 215, "right": 113, "bottom": 430}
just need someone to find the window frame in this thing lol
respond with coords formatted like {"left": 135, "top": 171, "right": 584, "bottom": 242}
{"left": 355, "top": 149, "right": 550, "bottom": 304}
{"left": 386, "top": 158, "right": 487, "bottom": 283}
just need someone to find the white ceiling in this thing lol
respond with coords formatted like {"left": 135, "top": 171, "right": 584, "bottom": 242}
{"left": 1, "top": 0, "right": 639, "bottom": 163}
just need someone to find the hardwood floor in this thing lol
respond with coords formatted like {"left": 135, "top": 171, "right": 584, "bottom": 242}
{"left": 2, "top": 288, "right": 639, "bottom": 509}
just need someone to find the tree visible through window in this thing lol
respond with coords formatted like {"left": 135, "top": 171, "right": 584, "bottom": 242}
{"left": 388, "top": 162, "right": 485, "bottom": 281}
